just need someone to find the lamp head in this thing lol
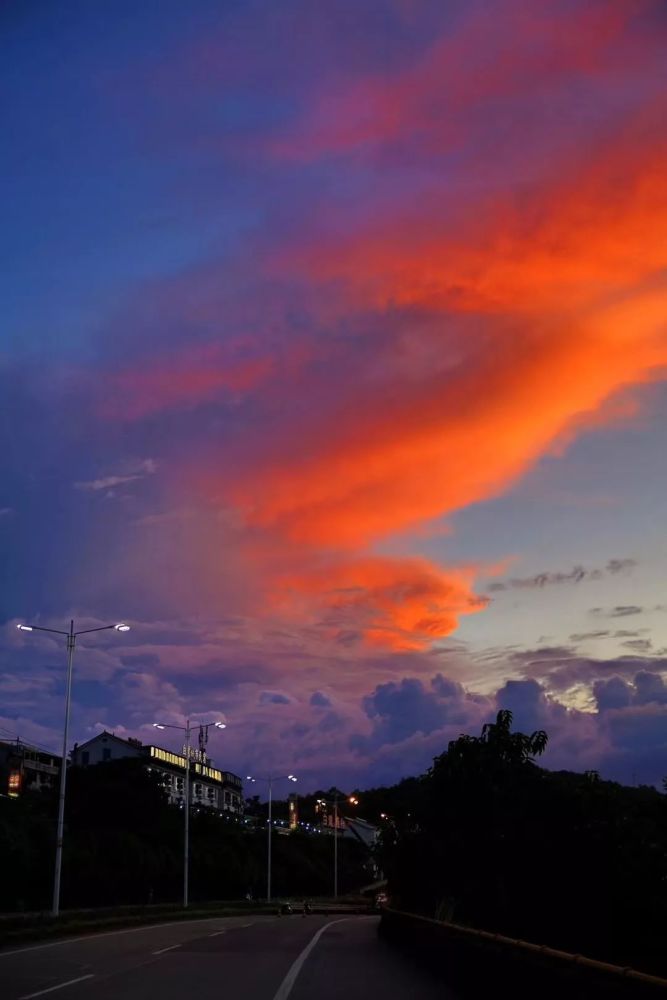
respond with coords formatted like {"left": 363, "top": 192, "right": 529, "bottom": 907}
{"left": 213, "top": 721, "right": 226, "bottom": 729}
{"left": 114, "top": 623, "right": 130, "bottom": 632}
{"left": 152, "top": 723, "right": 166, "bottom": 730}
{"left": 288, "top": 775, "right": 297, "bottom": 782}
{"left": 16, "top": 624, "right": 33, "bottom": 631}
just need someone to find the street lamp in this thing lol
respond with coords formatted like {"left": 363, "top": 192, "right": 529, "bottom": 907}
{"left": 246, "top": 774, "right": 297, "bottom": 901}
{"left": 16, "top": 619, "right": 130, "bottom": 916}
{"left": 151, "top": 718, "right": 226, "bottom": 907}
{"left": 317, "top": 792, "right": 360, "bottom": 899}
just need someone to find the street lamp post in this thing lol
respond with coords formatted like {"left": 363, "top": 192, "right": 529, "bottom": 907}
{"left": 317, "top": 792, "right": 359, "bottom": 900}
{"left": 17, "top": 619, "right": 130, "bottom": 917}
{"left": 246, "top": 774, "right": 297, "bottom": 901}
{"left": 153, "top": 719, "right": 226, "bottom": 907}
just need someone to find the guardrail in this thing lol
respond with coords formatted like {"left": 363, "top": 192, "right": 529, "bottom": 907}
{"left": 379, "top": 908, "right": 667, "bottom": 999}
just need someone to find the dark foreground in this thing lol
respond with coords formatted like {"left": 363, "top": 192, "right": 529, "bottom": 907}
{"left": 0, "top": 913, "right": 456, "bottom": 1000}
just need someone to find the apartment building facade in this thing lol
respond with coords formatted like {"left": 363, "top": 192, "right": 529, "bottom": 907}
{"left": 71, "top": 731, "right": 243, "bottom": 814}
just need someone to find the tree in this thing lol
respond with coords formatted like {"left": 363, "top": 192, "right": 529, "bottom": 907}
{"left": 383, "top": 712, "right": 667, "bottom": 978}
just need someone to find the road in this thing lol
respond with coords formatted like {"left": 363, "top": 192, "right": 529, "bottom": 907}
{"left": 0, "top": 913, "right": 457, "bottom": 999}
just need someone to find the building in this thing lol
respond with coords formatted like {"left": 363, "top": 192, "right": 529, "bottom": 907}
{"left": 0, "top": 739, "right": 61, "bottom": 798}
{"left": 70, "top": 731, "right": 243, "bottom": 815}
{"left": 288, "top": 791, "right": 299, "bottom": 830}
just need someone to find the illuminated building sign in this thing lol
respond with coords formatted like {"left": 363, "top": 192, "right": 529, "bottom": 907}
{"left": 8, "top": 771, "right": 21, "bottom": 797}
{"left": 149, "top": 746, "right": 187, "bottom": 769}
{"left": 148, "top": 746, "right": 222, "bottom": 783}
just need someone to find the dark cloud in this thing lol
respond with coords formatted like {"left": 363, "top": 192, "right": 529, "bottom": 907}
{"left": 496, "top": 677, "right": 568, "bottom": 734}
{"left": 621, "top": 639, "right": 653, "bottom": 652}
{"left": 593, "top": 676, "right": 632, "bottom": 711}
{"left": 431, "top": 673, "right": 464, "bottom": 698}
{"left": 351, "top": 676, "right": 487, "bottom": 755}
{"left": 510, "top": 648, "right": 666, "bottom": 693}
{"left": 569, "top": 631, "right": 610, "bottom": 642}
{"left": 606, "top": 705, "right": 667, "bottom": 753}
{"left": 318, "top": 711, "right": 343, "bottom": 733}
{"left": 349, "top": 665, "right": 667, "bottom": 789}
{"left": 634, "top": 671, "right": 667, "bottom": 705}
{"left": 309, "top": 690, "right": 332, "bottom": 708}
{"left": 590, "top": 605, "right": 644, "bottom": 618}
{"left": 280, "top": 722, "right": 310, "bottom": 740}
{"left": 594, "top": 671, "right": 667, "bottom": 712}
{"left": 488, "top": 558, "right": 636, "bottom": 593}
{"left": 259, "top": 691, "right": 292, "bottom": 705}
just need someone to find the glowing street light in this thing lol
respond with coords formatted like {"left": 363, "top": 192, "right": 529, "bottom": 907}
{"left": 245, "top": 773, "right": 297, "bottom": 901}
{"left": 317, "top": 791, "right": 360, "bottom": 898}
{"left": 16, "top": 618, "right": 130, "bottom": 916}
{"left": 151, "top": 718, "right": 226, "bottom": 907}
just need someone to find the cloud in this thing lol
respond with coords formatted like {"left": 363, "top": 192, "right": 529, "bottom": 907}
{"left": 593, "top": 676, "right": 632, "bottom": 712}
{"left": 99, "top": 347, "right": 273, "bottom": 421}
{"left": 74, "top": 459, "right": 158, "bottom": 493}
{"left": 621, "top": 639, "right": 653, "bottom": 652}
{"left": 634, "top": 671, "right": 667, "bottom": 705}
{"left": 259, "top": 690, "right": 293, "bottom": 705}
{"left": 590, "top": 605, "right": 644, "bottom": 618}
{"left": 310, "top": 691, "right": 332, "bottom": 708}
{"left": 0, "top": 508, "right": 13, "bottom": 517}
{"left": 569, "top": 631, "right": 611, "bottom": 642}
{"left": 489, "top": 560, "right": 636, "bottom": 593}
{"left": 349, "top": 664, "right": 667, "bottom": 788}
{"left": 352, "top": 674, "right": 488, "bottom": 755}
{"left": 274, "top": 556, "right": 487, "bottom": 651}
{"left": 4, "top": 0, "right": 667, "bottom": 792}
{"left": 77, "top": 0, "right": 667, "bottom": 661}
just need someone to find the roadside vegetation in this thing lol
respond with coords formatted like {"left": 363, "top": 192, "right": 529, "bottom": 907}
{"left": 374, "top": 711, "right": 667, "bottom": 977}
{"left": 0, "top": 759, "right": 368, "bottom": 913}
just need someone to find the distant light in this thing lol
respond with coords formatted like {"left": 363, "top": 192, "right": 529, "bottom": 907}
{"left": 288, "top": 775, "right": 297, "bottom": 782}
{"left": 153, "top": 723, "right": 166, "bottom": 730}
{"left": 17, "top": 624, "right": 33, "bottom": 631}
{"left": 114, "top": 623, "right": 130, "bottom": 632}
{"left": 214, "top": 721, "right": 226, "bottom": 729}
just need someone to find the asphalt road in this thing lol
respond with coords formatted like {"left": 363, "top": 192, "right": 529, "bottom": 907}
{"left": 0, "top": 913, "right": 457, "bottom": 999}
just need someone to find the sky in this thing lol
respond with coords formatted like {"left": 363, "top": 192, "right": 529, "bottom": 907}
{"left": 2, "top": 0, "right": 667, "bottom": 793}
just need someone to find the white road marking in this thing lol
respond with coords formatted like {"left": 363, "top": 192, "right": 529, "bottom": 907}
{"left": 0, "top": 917, "right": 231, "bottom": 958}
{"left": 19, "top": 974, "right": 95, "bottom": 998}
{"left": 272, "top": 918, "right": 362, "bottom": 1000}
{"left": 240, "top": 923, "right": 253, "bottom": 928}
{"left": 208, "top": 930, "right": 226, "bottom": 937}
{"left": 152, "top": 944, "right": 180, "bottom": 955}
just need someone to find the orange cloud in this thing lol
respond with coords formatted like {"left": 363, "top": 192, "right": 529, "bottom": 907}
{"left": 270, "top": 556, "right": 486, "bottom": 652}
{"left": 103, "top": 1, "right": 667, "bottom": 653}
{"left": 226, "top": 104, "right": 667, "bottom": 549}
{"left": 207, "top": 95, "right": 667, "bottom": 649}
